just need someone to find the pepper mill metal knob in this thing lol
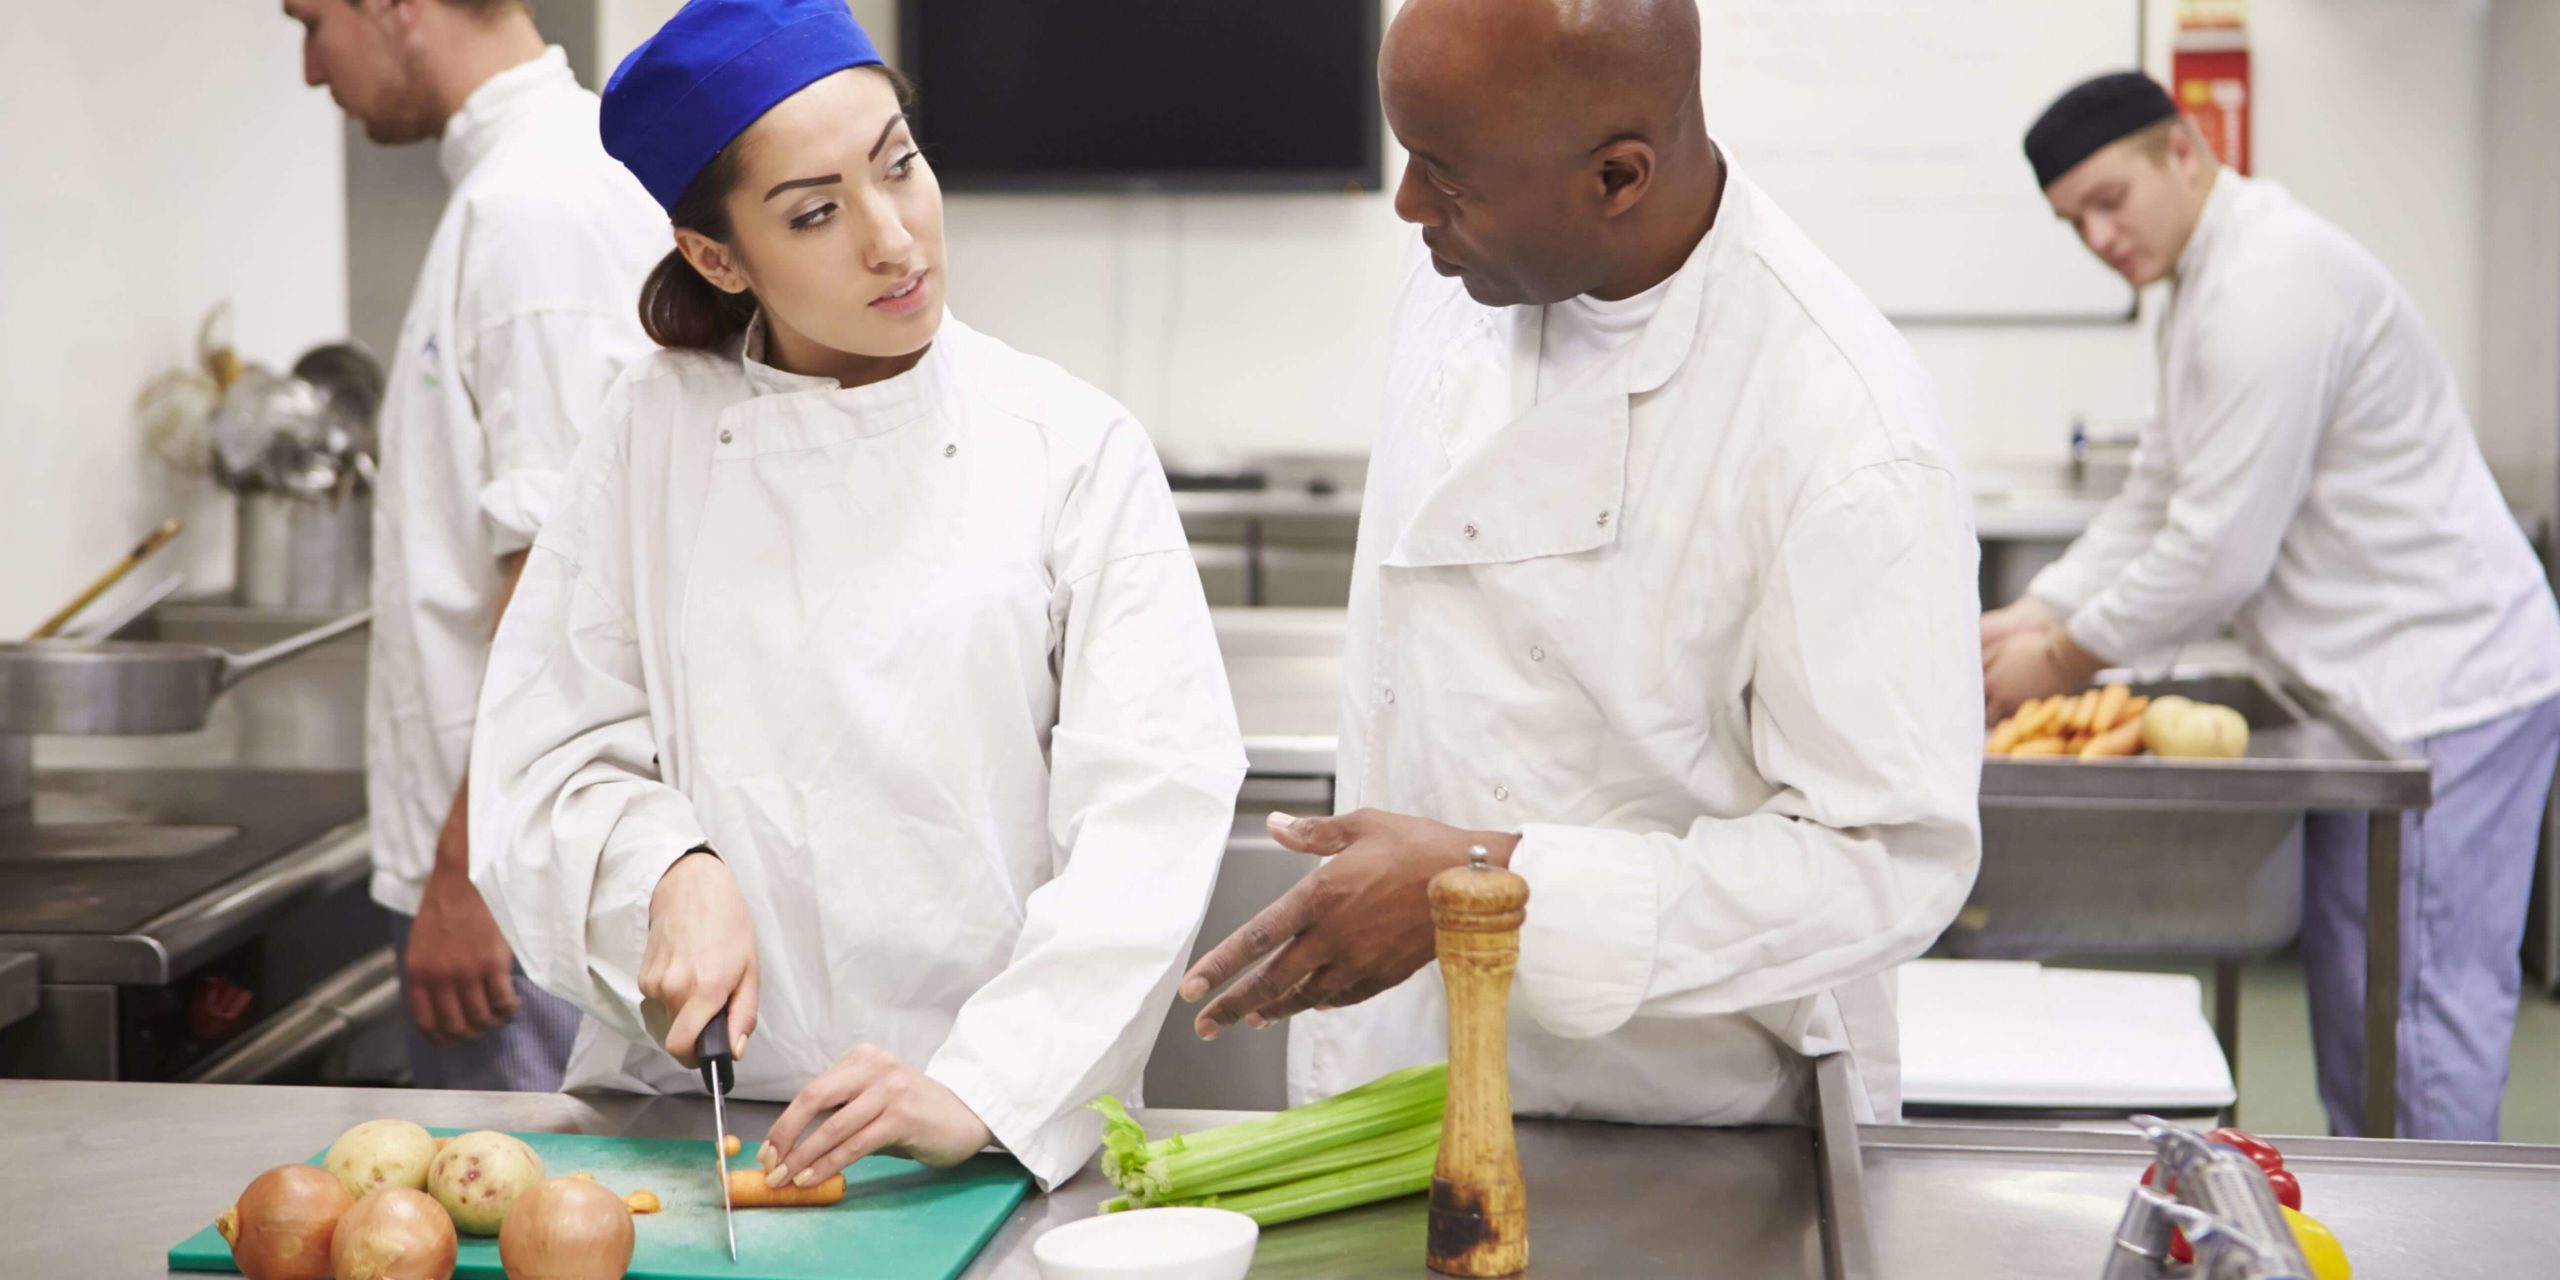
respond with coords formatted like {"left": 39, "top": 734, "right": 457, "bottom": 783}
{"left": 1427, "top": 844, "right": 1530, "bottom": 1277}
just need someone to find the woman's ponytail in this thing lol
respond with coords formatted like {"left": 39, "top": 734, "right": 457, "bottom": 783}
{"left": 639, "top": 248, "right": 757, "bottom": 352}
{"left": 637, "top": 142, "right": 754, "bottom": 352}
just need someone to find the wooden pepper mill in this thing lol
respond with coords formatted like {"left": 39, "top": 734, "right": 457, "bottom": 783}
{"left": 1427, "top": 844, "right": 1530, "bottom": 1277}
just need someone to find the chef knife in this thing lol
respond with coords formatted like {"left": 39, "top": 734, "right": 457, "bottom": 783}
{"left": 699, "top": 1008, "right": 739, "bottom": 1262}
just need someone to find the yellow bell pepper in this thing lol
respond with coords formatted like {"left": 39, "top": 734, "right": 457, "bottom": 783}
{"left": 2281, "top": 1205, "right": 2351, "bottom": 1280}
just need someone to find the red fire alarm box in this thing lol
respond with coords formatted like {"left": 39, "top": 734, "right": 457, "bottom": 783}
{"left": 2173, "top": 5, "right": 2252, "bottom": 173}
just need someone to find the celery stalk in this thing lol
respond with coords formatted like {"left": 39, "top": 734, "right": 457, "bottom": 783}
{"left": 1089, "top": 1094, "right": 1150, "bottom": 1188}
{"left": 1154, "top": 1120, "right": 1441, "bottom": 1202}
{"left": 1147, "top": 1145, "right": 1440, "bottom": 1227}
{"left": 1088, "top": 1061, "right": 1447, "bottom": 1202}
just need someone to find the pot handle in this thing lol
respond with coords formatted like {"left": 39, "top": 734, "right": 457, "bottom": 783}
{"left": 218, "top": 610, "right": 372, "bottom": 689}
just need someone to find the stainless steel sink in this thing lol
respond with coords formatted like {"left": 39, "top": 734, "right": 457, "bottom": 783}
{"left": 1963, "top": 656, "right": 2427, "bottom": 959}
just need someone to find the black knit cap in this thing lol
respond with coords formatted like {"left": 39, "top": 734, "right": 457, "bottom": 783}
{"left": 2024, "top": 71, "right": 2182, "bottom": 189}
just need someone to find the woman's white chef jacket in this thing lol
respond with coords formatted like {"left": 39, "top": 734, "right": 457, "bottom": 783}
{"left": 471, "top": 315, "right": 1246, "bottom": 1188}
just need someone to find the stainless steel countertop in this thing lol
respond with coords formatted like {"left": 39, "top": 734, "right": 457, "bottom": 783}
{"left": 1857, "top": 1122, "right": 2560, "bottom": 1279}
{"left": 1174, "top": 468, "right": 2123, "bottom": 545}
{"left": 1982, "top": 644, "right": 2430, "bottom": 813}
{"left": 8, "top": 1079, "right": 1821, "bottom": 1279}
{"left": 1176, "top": 489, "right": 1366, "bottom": 524}
{"left": 1973, "top": 490, "right": 2109, "bottom": 542}
{"left": 16, "top": 1077, "right": 2558, "bottom": 1279}
{"left": 1217, "top": 608, "right": 1345, "bottom": 779}
{"left": 1968, "top": 462, "right": 2120, "bottom": 544}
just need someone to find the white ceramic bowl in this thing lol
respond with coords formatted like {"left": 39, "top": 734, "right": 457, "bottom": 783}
{"left": 1033, "top": 1206, "right": 1259, "bottom": 1280}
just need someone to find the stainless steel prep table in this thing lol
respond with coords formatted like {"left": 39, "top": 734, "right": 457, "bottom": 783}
{"left": 1976, "top": 644, "right": 2432, "bottom": 1137}
{"left": 0, "top": 1078, "right": 1830, "bottom": 1279}
{"left": 1218, "top": 607, "right": 1345, "bottom": 783}
{"left": 10, "top": 1068, "right": 2556, "bottom": 1279}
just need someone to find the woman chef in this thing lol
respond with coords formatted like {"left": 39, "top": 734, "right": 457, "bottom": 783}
{"left": 468, "top": 0, "right": 1246, "bottom": 1191}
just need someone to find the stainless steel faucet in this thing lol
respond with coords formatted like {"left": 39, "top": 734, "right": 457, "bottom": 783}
{"left": 2100, "top": 1116, "right": 2316, "bottom": 1280}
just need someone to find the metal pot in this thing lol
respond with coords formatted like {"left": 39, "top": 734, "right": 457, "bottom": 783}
{"left": 235, "top": 491, "right": 370, "bottom": 612}
{"left": 0, "top": 611, "right": 370, "bottom": 737}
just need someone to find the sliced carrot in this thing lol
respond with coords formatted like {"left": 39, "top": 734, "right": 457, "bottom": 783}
{"left": 2094, "top": 684, "right": 2131, "bottom": 734}
{"left": 2080, "top": 718, "right": 2145, "bottom": 760}
{"left": 728, "top": 1168, "right": 846, "bottom": 1208}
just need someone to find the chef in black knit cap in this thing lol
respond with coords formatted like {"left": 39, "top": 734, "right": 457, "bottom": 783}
{"left": 1985, "top": 71, "right": 2560, "bottom": 1143}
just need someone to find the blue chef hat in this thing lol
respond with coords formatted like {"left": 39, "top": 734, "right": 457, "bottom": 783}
{"left": 601, "top": 0, "right": 886, "bottom": 212}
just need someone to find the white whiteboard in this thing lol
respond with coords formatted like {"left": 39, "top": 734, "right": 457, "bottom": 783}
{"left": 1698, "top": 0, "right": 2144, "bottom": 322}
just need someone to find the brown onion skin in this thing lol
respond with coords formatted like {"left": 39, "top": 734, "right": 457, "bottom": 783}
{"left": 331, "top": 1187, "right": 459, "bottom": 1280}
{"left": 496, "top": 1178, "right": 636, "bottom": 1280}
{"left": 226, "top": 1165, "right": 354, "bottom": 1280}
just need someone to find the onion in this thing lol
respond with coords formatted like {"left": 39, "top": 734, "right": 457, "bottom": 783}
{"left": 496, "top": 1178, "right": 635, "bottom": 1280}
{"left": 331, "top": 1188, "right": 458, "bottom": 1280}
{"left": 427, "top": 1131, "right": 545, "bottom": 1236}
{"left": 326, "top": 1120, "right": 439, "bottom": 1202}
{"left": 220, "top": 1164, "right": 353, "bottom": 1280}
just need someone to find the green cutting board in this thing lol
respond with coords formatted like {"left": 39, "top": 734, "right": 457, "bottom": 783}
{"left": 168, "top": 1127, "right": 1032, "bottom": 1280}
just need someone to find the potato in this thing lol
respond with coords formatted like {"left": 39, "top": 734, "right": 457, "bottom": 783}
{"left": 325, "top": 1119, "right": 439, "bottom": 1203}
{"left": 2142, "top": 695, "right": 2250, "bottom": 759}
{"left": 427, "top": 1130, "right": 545, "bottom": 1236}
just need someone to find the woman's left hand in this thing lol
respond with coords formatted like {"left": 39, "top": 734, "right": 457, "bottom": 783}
{"left": 759, "top": 1045, "right": 994, "bottom": 1187}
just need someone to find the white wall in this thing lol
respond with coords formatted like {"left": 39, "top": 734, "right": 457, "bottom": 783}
{"left": 595, "top": 1, "right": 2503, "bottom": 480}
{"left": 601, "top": 0, "right": 687, "bottom": 75}
{"left": 1900, "top": 0, "right": 2489, "bottom": 470}
{"left": 2238, "top": 0, "right": 2486, "bottom": 437}
{"left": 2479, "top": 0, "right": 2560, "bottom": 525}
{"left": 0, "top": 7, "right": 349, "bottom": 635}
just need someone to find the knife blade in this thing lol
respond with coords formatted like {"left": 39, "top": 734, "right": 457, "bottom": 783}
{"left": 699, "top": 1008, "right": 739, "bottom": 1263}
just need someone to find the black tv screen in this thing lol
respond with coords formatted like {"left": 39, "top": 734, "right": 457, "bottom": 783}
{"left": 896, "top": 0, "right": 1383, "bottom": 193}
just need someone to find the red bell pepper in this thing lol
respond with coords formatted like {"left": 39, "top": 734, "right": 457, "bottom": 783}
{"left": 2142, "top": 1129, "right": 2300, "bottom": 1264}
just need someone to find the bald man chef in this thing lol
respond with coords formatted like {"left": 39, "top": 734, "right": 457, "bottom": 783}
{"left": 1180, "top": 0, "right": 1983, "bottom": 1124}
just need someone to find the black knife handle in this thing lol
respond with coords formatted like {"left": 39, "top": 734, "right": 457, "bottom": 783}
{"left": 697, "top": 1008, "right": 735, "bottom": 1096}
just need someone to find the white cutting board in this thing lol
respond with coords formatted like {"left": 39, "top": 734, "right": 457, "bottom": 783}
{"left": 1899, "top": 960, "right": 2238, "bottom": 1111}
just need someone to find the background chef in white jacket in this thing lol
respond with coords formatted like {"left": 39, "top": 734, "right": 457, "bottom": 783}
{"left": 279, "top": 0, "right": 663, "bottom": 1089}
{"left": 1983, "top": 73, "right": 2560, "bottom": 1141}
{"left": 469, "top": 0, "right": 1244, "bottom": 1191}
{"left": 1180, "top": 0, "right": 1983, "bottom": 1125}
